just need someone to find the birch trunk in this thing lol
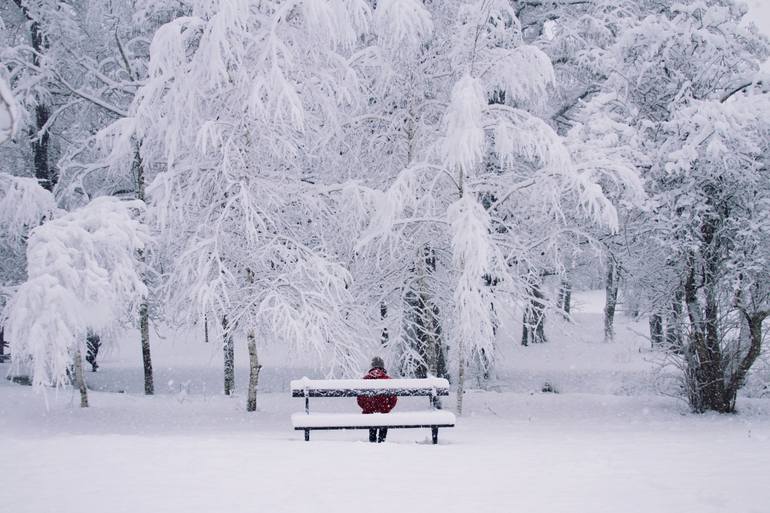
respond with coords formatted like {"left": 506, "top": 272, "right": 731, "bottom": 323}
{"left": 140, "top": 302, "right": 153, "bottom": 394}
{"left": 73, "top": 345, "right": 88, "bottom": 408}
{"left": 246, "top": 330, "right": 262, "bottom": 412}
{"left": 456, "top": 169, "right": 465, "bottom": 416}
{"left": 223, "top": 315, "right": 235, "bottom": 395}
{"left": 134, "top": 143, "right": 154, "bottom": 395}
{"left": 604, "top": 260, "right": 619, "bottom": 341}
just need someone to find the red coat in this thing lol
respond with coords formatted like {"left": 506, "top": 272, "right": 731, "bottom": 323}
{"left": 357, "top": 367, "right": 398, "bottom": 414}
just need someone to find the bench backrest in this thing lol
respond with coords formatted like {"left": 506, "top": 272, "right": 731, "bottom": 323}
{"left": 290, "top": 377, "right": 450, "bottom": 397}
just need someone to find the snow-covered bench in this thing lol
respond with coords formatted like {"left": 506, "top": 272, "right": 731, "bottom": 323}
{"left": 290, "top": 377, "right": 455, "bottom": 444}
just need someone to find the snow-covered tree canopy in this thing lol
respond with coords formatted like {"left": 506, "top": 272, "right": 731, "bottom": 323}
{"left": 1, "top": 0, "right": 768, "bottom": 416}
{"left": 4, "top": 197, "right": 148, "bottom": 389}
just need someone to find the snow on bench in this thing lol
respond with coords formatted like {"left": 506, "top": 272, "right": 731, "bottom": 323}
{"left": 291, "top": 376, "right": 454, "bottom": 444}
{"left": 290, "top": 377, "right": 451, "bottom": 397}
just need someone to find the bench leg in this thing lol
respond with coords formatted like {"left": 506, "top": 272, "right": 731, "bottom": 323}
{"left": 304, "top": 429, "right": 310, "bottom": 442}
{"left": 431, "top": 427, "right": 438, "bottom": 445}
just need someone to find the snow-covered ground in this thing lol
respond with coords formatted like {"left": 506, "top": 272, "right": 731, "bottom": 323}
{"left": 2, "top": 292, "right": 769, "bottom": 513}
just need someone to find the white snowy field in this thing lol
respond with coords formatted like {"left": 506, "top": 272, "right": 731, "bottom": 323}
{"left": 2, "top": 292, "right": 769, "bottom": 513}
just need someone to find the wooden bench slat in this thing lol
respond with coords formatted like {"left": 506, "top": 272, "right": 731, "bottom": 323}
{"left": 291, "top": 411, "right": 456, "bottom": 429}
{"left": 294, "top": 424, "right": 455, "bottom": 431}
{"left": 291, "top": 388, "right": 449, "bottom": 397}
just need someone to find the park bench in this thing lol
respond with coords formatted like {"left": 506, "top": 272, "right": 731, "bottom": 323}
{"left": 290, "top": 377, "right": 455, "bottom": 444}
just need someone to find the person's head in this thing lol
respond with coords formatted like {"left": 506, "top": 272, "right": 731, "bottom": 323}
{"left": 370, "top": 356, "right": 385, "bottom": 370}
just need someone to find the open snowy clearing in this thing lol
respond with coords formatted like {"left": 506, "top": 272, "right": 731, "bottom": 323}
{"left": 3, "top": 294, "right": 768, "bottom": 513}
{"left": 2, "top": 379, "right": 770, "bottom": 513}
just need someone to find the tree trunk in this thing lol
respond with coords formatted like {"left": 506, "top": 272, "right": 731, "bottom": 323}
{"left": 73, "top": 345, "right": 88, "bottom": 408}
{"left": 722, "top": 312, "right": 768, "bottom": 411}
{"left": 139, "top": 302, "right": 153, "bottom": 394}
{"left": 85, "top": 331, "right": 101, "bottom": 372}
{"left": 665, "top": 288, "right": 684, "bottom": 352}
{"left": 29, "top": 11, "right": 53, "bottom": 190}
{"left": 246, "top": 330, "right": 262, "bottom": 412}
{"left": 32, "top": 104, "right": 52, "bottom": 189}
{"left": 563, "top": 281, "right": 572, "bottom": 316}
{"left": 380, "top": 302, "right": 389, "bottom": 346}
{"left": 456, "top": 170, "right": 465, "bottom": 416}
{"left": 557, "top": 279, "right": 572, "bottom": 317}
{"left": 134, "top": 144, "right": 154, "bottom": 395}
{"left": 13, "top": 0, "right": 54, "bottom": 190}
{"left": 649, "top": 313, "right": 663, "bottom": 347}
{"left": 604, "top": 260, "right": 619, "bottom": 341}
{"left": 521, "top": 308, "right": 529, "bottom": 347}
{"left": 456, "top": 337, "right": 465, "bottom": 416}
{"left": 521, "top": 280, "right": 547, "bottom": 346}
{"left": 683, "top": 244, "right": 730, "bottom": 413}
{"left": 403, "top": 244, "right": 443, "bottom": 379}
{"left": 223, "top": 315, "right": 235, "bottom": 395}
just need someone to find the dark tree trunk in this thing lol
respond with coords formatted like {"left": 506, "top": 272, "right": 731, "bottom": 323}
{"left": 85, "top": 332, "right": 101, "bottom": 372}
{"left": 557, "top": 279, "right": 572, "bottom": 317}
{"left": 0, "top": 327, "right": 6, "bottom": 356}
{"left": 13, "top": 0, "right": 55, "bottom": 190}
{"left": 380, "top": 302, "right": 388, "bottom": 346}
{"left": 604, "top": 260, "right": 620, "bottom": 341}
{"left": 665, "top": 288, "right": 684, "bottom": 352}
{"left": 521, "top": 280, "right": 547, "bottom": 346}
{"left": 721, "top": 312, "right": 768, "bottom": 411}
{"left": 683, "top": 217, "right": 731, "bottom": 413}
{"left": 223, "top": 315, "right": 235, "bottom": 395}
{"left": 649, "top": 313, "right": 663, "bottom": 347}
{"left": 33, "top": 104, "right": 53, "bottom": 190}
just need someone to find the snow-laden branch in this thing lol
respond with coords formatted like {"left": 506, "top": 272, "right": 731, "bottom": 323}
{"left": 0, "top": 173, "right": 57, "bottom": 247}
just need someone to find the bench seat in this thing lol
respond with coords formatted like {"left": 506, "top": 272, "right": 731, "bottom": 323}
{"left": 291, "top": 376, "right": 454, "bottom": 443}
{"left": 292, "top": 410, "right": 456, "bottom": 429}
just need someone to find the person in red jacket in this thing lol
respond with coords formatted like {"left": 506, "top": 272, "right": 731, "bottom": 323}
{"left": 357, "top": 356, "right": 397, "bottom": 443}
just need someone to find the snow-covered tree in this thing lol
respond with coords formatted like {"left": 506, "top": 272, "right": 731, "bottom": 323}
{"left": 4, "top": 196, "right": 149, "bottom": 407}
{"left": 349, "top": 0, "right": 626, "bottom": 414}
{"left": 605, "top": 0, "right": 770, "bottom": 411}
{"left": 128, "top": 0, "right": 375, "bottom": 409}
{"left": 0, "top": 172, "right": 57, "bottom": 359}
{"left": 3, "top": 0, "right": 195, "bottom": 394}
